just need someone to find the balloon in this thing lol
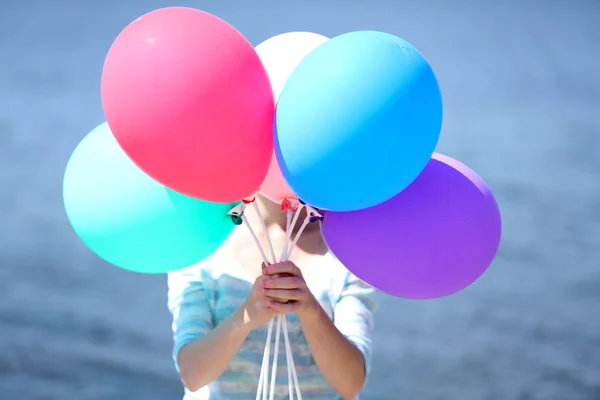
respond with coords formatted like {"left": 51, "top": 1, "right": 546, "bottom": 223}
{"left": 321, "top": 153, "right": 502, "bottom": 299}
{"left": 275, "top": 31, "right": 443, "bottom": 211}
{"left": 260, "top": 153, "right": 297, "bottom": 205}
{"left": 63, "top": 123, "right": 238, "bottom": 274}
{"left": 101, "top": 7, "right": 274, "bottom": 203}
{"left": 255, "top": 32, "right": 329, "bottom": 204}
{"left": 256, "top": 32, "right": 329, "bottom": 102}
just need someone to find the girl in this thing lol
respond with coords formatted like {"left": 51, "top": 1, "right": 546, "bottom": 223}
{"left": 167, "top": 196, "right": 377, "bottom": 399}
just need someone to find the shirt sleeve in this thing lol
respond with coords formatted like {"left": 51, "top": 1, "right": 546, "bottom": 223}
{"left": 333, "top": 271, "right": 377, "bottom": 378}
{"left": 167, "top": 266, "right": 214, "bottom": 372}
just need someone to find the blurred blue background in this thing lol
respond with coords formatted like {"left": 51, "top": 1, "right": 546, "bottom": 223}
{"left": 1, "top": 0, "right": 599, "bottom": 399}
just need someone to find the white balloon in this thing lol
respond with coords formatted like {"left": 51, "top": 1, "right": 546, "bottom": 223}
{"left": 256, "top": 32, "right": 329, "bottom": 102}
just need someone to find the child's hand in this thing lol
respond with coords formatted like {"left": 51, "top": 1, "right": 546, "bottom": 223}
{"left": 241, "top": 270, "right": 280, "bottom": 330}
{"left": 261, "top": 261, "right": 319, "bottom": 318}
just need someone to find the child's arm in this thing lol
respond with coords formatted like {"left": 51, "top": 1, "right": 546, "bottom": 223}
{"left": 300, "top": 301, "right": 370, "bottom": 399}
{"left": 176, "top": 306, "right": 250, "bottom": 392}
{"left": 168, "top": 266, "right": 276, "bottom": 392}
{"left": 300, "top": 272, "right": 376, "bottom": 399}
{"left": 168, "top": 266, "right": 237, "bottom": 392}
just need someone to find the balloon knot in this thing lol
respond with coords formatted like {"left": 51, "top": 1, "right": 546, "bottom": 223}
{"left": 227, "top": 203, "right": 245, "bottom": 225}
{"left": 242, "top": 197, "right": 255, "bottom": 204}
{"left": 307, "top": 206, "right": 323, "bottom": 223}
{"left": 309, "top": 214, "right": 323, "bottom": 223}
{"left": 281, "top": 199, "right": 292, "bottom": 212}
{"left": 281, "top": 198, "right": 301, "bottom": 212}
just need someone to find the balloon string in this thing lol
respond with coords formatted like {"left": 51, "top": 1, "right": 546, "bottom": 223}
{"left": 248, "top": 201, "right": 277, "bottom": 400}
{"left": 285, "top": 215, "right": 311, "bottom": 261}
{"left": 247, "top": 200, "right": 280, "bottom": 400}
{"left": 241, "top": 199, "right": 305, "bottom": 400}
{"left": 268, "top": 317, "right": 282, "bottom": 400}
{"left": 241, "top": 213, "right": 271, "bottom": 266}
{"left": 282, "top": 315, "right": 302, "bottom": 400}
{"left": 252, "top": 200, "right": 278, "bottom": 264}
{"left": 285, "top": 204, "right": 305, "bottom": 256}
{"left": 279, "top": 209, "right": 294, "bottom": 262}
{"left": 256, "top": 318, "right": 274, "bottom": 400}
{"left": 280, "top": 208, "right": 299, "bottom": 399}
{"left": 235, "top": 201, "right": 274, "bottom": 400}
{"left": 279, "top": 206, "right": 302, "bottom": 399}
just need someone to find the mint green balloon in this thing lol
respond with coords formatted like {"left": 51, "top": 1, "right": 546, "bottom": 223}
{"left": 63, "top": 122, "right": 238, "bottom": 274}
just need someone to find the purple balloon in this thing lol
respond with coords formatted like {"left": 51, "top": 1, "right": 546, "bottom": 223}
{"left": 321, "top": 153, "right": 502, "bottom": 299}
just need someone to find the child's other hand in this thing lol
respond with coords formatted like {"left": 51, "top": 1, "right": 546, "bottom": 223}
{"left": 241, "top": 272, "right": 279, "bottom": 331}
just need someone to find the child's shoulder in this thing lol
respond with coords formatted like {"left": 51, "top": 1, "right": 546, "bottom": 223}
{"left": 323, "top": 251, "right": 375, "bottom": 291}
{"left": 323, "top": 251, "right": 351, "bottom": 276}
{"left": 314, "top": 251, "right": 356, "bottom": 294}
{"left": 167, "top": 250, "right": 221, "bottom": 281}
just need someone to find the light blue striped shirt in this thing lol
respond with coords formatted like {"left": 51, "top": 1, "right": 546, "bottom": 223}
{"left": 167, "top": 241, "right": 377, "bottom": 400}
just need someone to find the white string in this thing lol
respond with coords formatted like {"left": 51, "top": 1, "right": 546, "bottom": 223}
{"left": 285, "top": 216, "right": 311, "bottom": 261}
{"left": 290, "top": 204, "right": 305, "bottom": 230}
{"left": 255, "top": 318, "right": 274, "bottom": 400}
{"left": 268, "top": 317, "right": 282, "bottom": 400}
{"left": 237, "top": 202, "right": 274, "bottom": 400}
{"left": 282, "top": 315, "right": 302, "bottom": 400}
{"left": 280, "top": 208, "right": 295, "bottom": 399}
{"left": 241, "top": 212, "right": 271, "bottom": 266}
{"left": 279, "top": 206, "right": 303, "bottom": 399}
{"left": 245, "top": 200, "right": 278, "bottom": 400}
{"left": 284, "top": 319, "right": 294, "bottom": 400}
{"left": 243, "top": 199, "right": 309, "bottom": 400}
{"left": 279, "top": 209, "right": 293, "bottom": 262}
{"left": 231, "top": 202, "right": 278, "bottom": 400}
{"left": 252, "top": 201, "right": 277, "bottom": 264}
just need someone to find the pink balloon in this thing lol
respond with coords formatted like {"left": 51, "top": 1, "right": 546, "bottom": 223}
{"left": 101, "top": 7, "right": 274, "bottom": 202}
{"left": 260, "top": 152, "right": 297, "bottom": 203}
{"left": 255, "top": 32, "right": 330, "bottom": 204}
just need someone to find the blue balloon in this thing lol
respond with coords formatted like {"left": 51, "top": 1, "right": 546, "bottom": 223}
{"left": 274, "top": 31, "right": 443, "bottom": 211}
{"left": 63, "top": 123, "right": 238, "bottom": 274}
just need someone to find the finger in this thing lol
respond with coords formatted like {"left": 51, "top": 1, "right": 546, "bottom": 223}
{"left": 257, "top": 298, "right": 285, "bottom": 316}
{"left": 263, "top": 289, "right": 306, "bottom": 301}
{"left": 256, "top": 297, "right": 272, "bottom": 309}
{"left": 254, "top": 274, "right": 269, "bottom": 287}
{"left": 263, "top": 261, "right": 301, "bottom": 277}
{"left": 269, "top": 300, "right": 302, "bottom": 313}
{"left": 263, "top": 276, "right": 306, "bottom": 290}
{"left": 265, "top": 297, "right": 293, "bottom": 305}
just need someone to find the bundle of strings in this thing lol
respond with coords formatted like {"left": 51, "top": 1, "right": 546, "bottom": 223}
{"left": 228, "top": 199, "right": 320, "bottom": 400}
